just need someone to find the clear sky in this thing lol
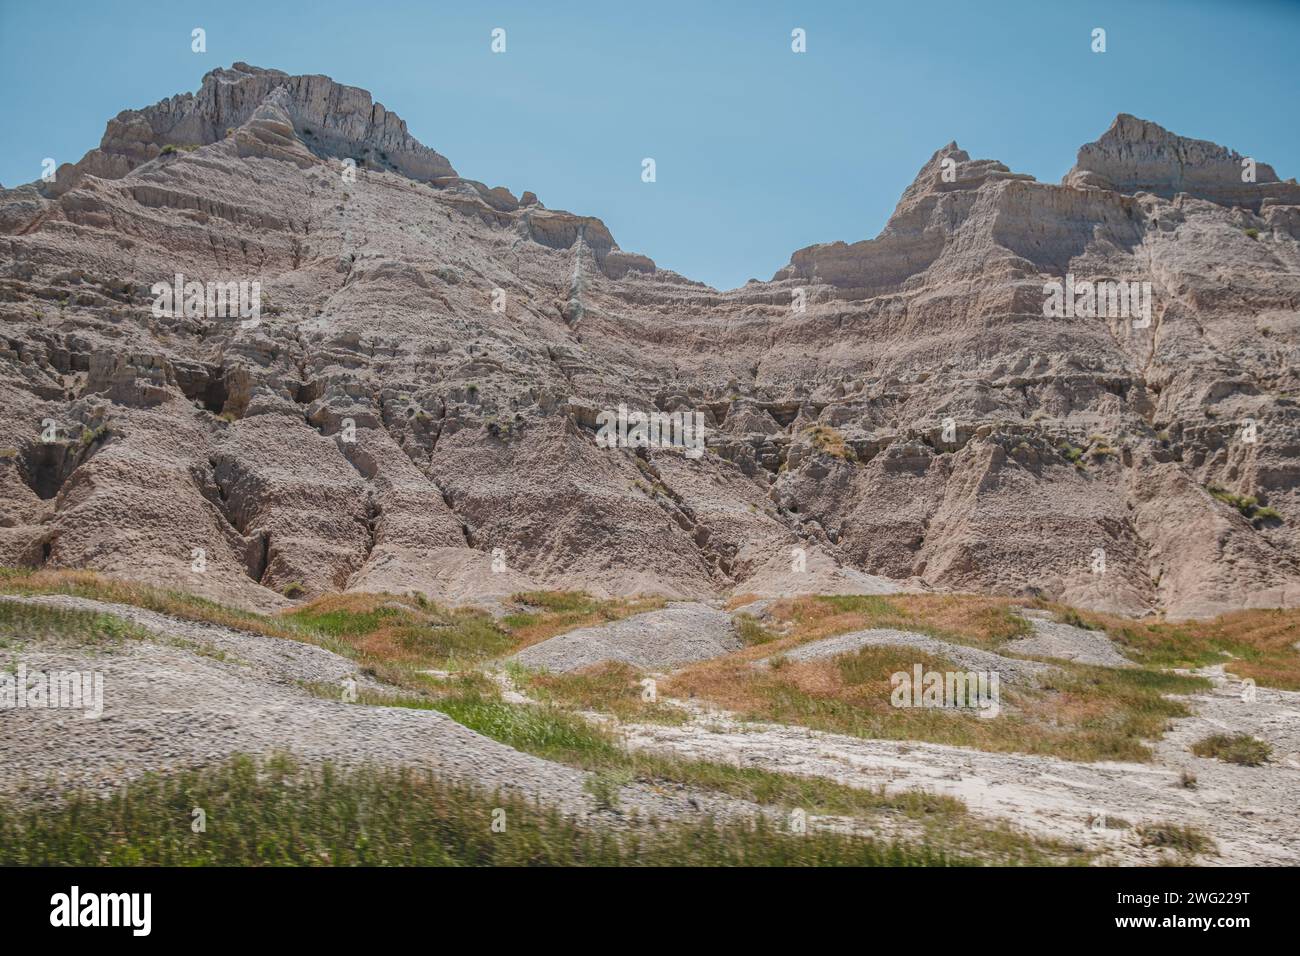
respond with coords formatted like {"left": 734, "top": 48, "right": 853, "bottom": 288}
{"left": 2, "top": 0, "right": 1297, "bottom": 290}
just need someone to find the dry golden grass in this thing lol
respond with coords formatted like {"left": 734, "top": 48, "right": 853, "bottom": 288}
{"left": 0, "top": 570, "right": 665, "bottom": 689}
{"left": 665, "top": 641, "right": 1205, "bottom": 762}
{"left": 0, "top": 569, "right": 303, "bottom": 640}
{"left": 716, "top": 593, "right": 1031, "bottom": 654}
{"left": 725, "top": 593, "right": 761, "bottom": 612}
{"left": 663, "top": 594, "right": 1212, "bottom": 762}
{"left": 285, "top": 592, "right": 514, "bottom": 671}
{"left": 1034, "top": 601, "right": 1300, "bottom": 689}
{"left": 500, "top": 591, "right": 666, "bottom": 650}
{"left": 521, "top": 661, "right": 688, "bottom": 724}
{"left": 805, "top": 425, "right": 855, "bottom": 460}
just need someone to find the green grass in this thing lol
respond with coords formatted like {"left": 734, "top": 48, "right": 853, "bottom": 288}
{"left": 499, "top": 591, "right": 664, "bottom": 649}
{"left": 508, "top": 591, "right": 604, "bottom": 615}
{"left": 0, "top": 600, "right": 149, "bottom": 651}
{"left": 430, "top": 690, "right": 627, "bottom": 764}
{"left": 416, "top": 688, "right": 1085, "bottom": 864}
{"left": 1208, "top": 485, "right": 1283, "bottom": 528}
{"left": 734, "top": 614, "right": 779, "bottom": 646}
{"left": 1190, "top": 733, "right": 1272, "bottom": 766}
{"left": 817, "top": 594, "right": 894, "bottom": 616}
{"left": 1047, "top": 603, "right": 1300, "bottom": 689}
{"left": 520, "top": 662, "right": 688, "bottom": 725}
{"left": 1137, "top": 822, "right": 1217, "bottom": 857}
{"left": 671, "top": 641, "right": 1207, "bottom": 763}
{"left": 801, "top": 594, "right": 1032, "bottom": 647}
{"left": 287, "top": 595, "right": 517, "bottom": 670}
{"left": 0, "top": 754, "right": 964, "bottom": 866}
{"left": 1056, "top": 607, "right": 1098, "bottom": 631}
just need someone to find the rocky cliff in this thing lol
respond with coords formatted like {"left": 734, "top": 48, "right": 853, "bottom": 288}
{"left": 2, "top": 64, "right": 1297, "bottom": 619}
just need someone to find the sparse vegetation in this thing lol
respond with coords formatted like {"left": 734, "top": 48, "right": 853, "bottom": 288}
{"left": 0, "top": 572, "right": 648, "bottom": 682}
{"left": 1190, "top": 733, "right": 1272, "bottom": 766}
{"left": 1048, "top": 602, "right": 1300, "bottom": 690}
{"left": 1136, "top": 821, "right": 1216, "bottom": 857}
{"left": 0, "top": 599, "right": 147, "bottom": 649}
{"left": 776, "top": 593, "right": 1033, "bottom": 648}
{"left": 1057, "top": 607, "right": 1098, "bottom": 630}
{"left": 289, "top": 592, "right": 515, "bottom": 677}
{"left": 0, "top": 572, "right": 658, "bottom": 690}
{"left": 734, "top": 613, "right": 779, "bottom": 646}
{"left": 417, "top": 685, "right": 1085, "bottom": 864}
{"left": 5, "top": 570, "right": 1293, "bottom": 864}
{"left": 583, "top": 767, "right": 633, "bottom": 809}
{"left": 1208, "top": 485, "right": 1283, "bottom": 528}
{"left": 79, "top": 424, "right": 109, "bottom": 446}
{"left": 520, "top": 661, "right": 688, "bottom": 725}
{"left": 805, "top": 425, "right": 857, "bottom": 461}
{"left": 502, "top": 591, "right": 664, "bottom": 649}
{"left": 0, "top": 754, "right": 967, "bottom": 867}
{"left": 666, "top": 636, "right": 1204, "bottom": 762}
{"left": 651, "top": 594, "right": 1228, "bottom": 762}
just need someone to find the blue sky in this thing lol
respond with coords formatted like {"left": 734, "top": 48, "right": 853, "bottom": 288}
{"left": 2, "top": 0, "right": 1297, "bottom": 290}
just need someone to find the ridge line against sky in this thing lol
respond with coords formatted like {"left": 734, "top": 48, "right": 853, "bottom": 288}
{"left": 2, "top": 0, "right": 1298, "bottom": 290}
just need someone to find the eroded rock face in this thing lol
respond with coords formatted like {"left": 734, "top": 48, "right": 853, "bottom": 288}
{"left": 1, "top": 66, "right": 1297, "bottom": 619}
{"left": 1065, "top": 113, "right": 1300, "bottom": 210}
{"left": 44, "top": 63, "right": 456, "bottom": 198}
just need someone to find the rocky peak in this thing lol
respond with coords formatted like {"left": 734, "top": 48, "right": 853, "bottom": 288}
{"left": 45, "top": 62, "right": 456, "bottom": 196}
{"left": 773, "top": 141, "right": 1034, "bottom": 292}
{"left": 1064, "top": 113, "right": 1299, "bottom": 209}
{"left": 2, "top": 66, "right": 1298, "bottom": 622}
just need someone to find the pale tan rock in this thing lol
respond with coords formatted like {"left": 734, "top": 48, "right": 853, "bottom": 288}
{"left": 1, "top": 65, "right": 1297, "bottom": 619}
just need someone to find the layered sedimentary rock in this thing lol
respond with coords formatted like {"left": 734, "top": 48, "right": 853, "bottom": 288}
{"left": 1065, "top": 113, "right": 1300, "bottom": 211}
{"left": 1, "top": 65, "right": 1297, "bottom": 619}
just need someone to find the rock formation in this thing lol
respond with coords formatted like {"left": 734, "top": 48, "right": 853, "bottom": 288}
{"left": 2, "top": 64, "right": 1297, "bottom": 619}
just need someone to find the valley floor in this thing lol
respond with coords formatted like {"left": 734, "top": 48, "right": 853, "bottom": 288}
{"left": 2, "top": 576, "right": 1297, "bottom": 866}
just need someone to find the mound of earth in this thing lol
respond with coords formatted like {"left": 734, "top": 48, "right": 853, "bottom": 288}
{"left": 510, "top": 602, "right": 740, "bottom": 673}
{"left": 1001, "top": 608, "right": 1134, "bottom": 667}
{"left": 764, "top": 628, "right": 1053, "bottom": 685}
{"left": 0, "top": 595, "right": 758, "bottom": 825}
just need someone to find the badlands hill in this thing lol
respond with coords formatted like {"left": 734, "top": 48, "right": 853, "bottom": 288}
{"left": 2, "top": 63, "right": 1298, "bottom": 620}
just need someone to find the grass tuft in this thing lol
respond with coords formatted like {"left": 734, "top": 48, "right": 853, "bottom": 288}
{"left": 1190, "top": 733, "right": 1272, "bottom": 766}
{"left": 0, "top": 754, "right": 964, "bottom": 867}
{"left": 1136, "top": 821, "right": 1217, "bottom": 857}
